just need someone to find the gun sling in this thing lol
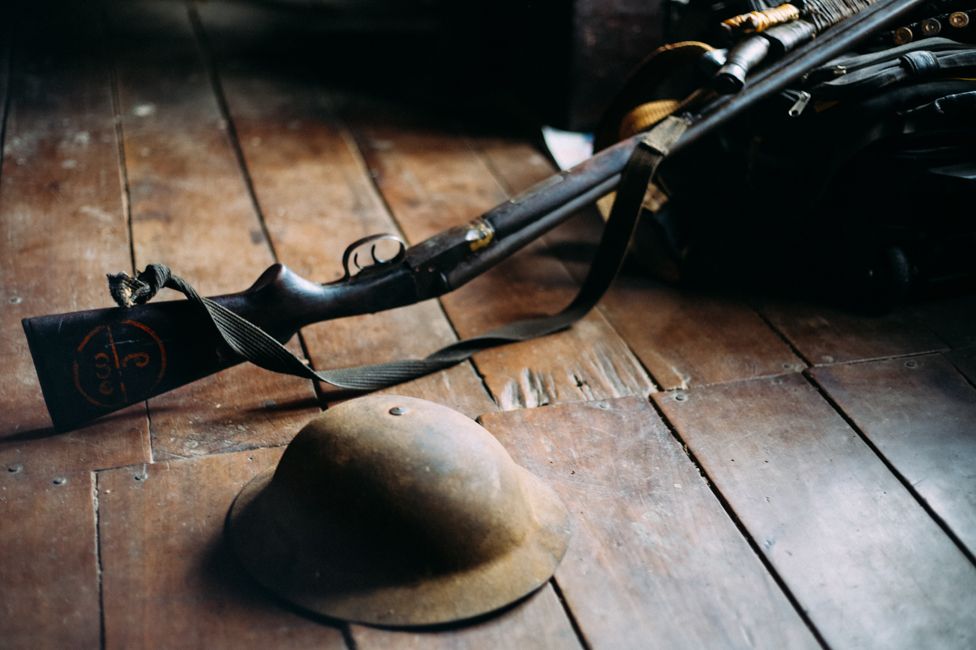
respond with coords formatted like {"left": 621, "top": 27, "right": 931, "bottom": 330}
{"left": 107, "top": 117, "right": 690, "bottom": 392}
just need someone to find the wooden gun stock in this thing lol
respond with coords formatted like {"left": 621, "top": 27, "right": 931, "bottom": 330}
{"left": 22, "top": 264, "right": 354, "bottom": 431}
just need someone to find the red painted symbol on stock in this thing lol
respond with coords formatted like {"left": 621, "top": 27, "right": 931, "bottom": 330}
{"left": 73, "top": 320, "right": 167, "bottom": 408}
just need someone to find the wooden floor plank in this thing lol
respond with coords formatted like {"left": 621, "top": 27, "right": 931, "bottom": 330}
{"left": 812, "top": 355, "right": 976, "bottom": 554}
{"left": 761, "top": 301, "right": 947, "bottom": 365}
{"left": 351, "top": 588, "right": 582, "bottom": 650}
{"left": 195, "top": 0, "right": 493, "bottom": 418}
{"left": 916, "top": 295, "right": 976, "bottom": 349}
{"left": 6, "top": 4, "right": 976, "bottom": 649}
{"left": 478, "top": 137, "right": 804, "bottom": 389}
{"left": 655, "top": 374, "right": 976, "bottom": 649}
{"left": 107, "top": 0, "right": 320, "bottom": 458}
{"left": 0, "top": 467, "right": 100, "bottom": 648}
{"left": 0, "top": 5, "right": 150, "bottom": 471}
{"left": 947, "top": 346, "right": 976, "bottom": 385}
{"left": 350, "top": 118, "right": 654, "bottom": 408}
{"left": 99, "top": 447, "right": 347, "bottom": 648}
{"left": 480, "top": 398, "right": 819, "bottom": 650}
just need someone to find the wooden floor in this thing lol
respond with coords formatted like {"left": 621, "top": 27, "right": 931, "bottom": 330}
{"left": 2, "top": 2, "right": 976, "bottom": 648}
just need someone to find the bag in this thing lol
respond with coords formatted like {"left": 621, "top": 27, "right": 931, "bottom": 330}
{"left": 601, "top": 13, "right": 976, "bottom": 308}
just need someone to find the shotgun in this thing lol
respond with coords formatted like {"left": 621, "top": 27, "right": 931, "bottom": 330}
{"left": 23, "top": 0, "right": 923, "bottom": 431}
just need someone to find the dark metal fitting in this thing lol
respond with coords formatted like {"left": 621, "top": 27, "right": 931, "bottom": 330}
{"left": 340, "top": 233, "right": 406, "bottom": 279}
{"left": 893, "top": 26, "right": 914, "bottom": 45}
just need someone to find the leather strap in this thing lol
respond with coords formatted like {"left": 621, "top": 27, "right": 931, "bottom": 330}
{"left": 109, "top": 117, "right": 689, "bottom": 392}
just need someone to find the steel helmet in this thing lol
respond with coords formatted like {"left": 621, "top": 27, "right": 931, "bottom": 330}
{"left": 227, "top": 394, "right": 571, "bottom": 626}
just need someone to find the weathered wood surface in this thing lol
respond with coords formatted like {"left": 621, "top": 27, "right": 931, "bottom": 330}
{"left": 98, "top": 447, "right": 348, "bottom": 648}
{"left": 481, "top": 398, "right": 820, "bottom": 650}
{"left": 947, "top": 346, "right": 976, "bottom": 385}
{"left": 351, "top": 588, "right": 582, "bottom": 650}
{"left": 0, "top": 467, "right": 100, "bottom": 648}
{"left": 812, "top": 355, "right": 976, "bottom": 554}
{"left": 0, "top": 6, "right": 150, "bottom": 473}
{"left": 4, "top": 1, "right": 976, "bottom": 647}
{"left": 917, "top": 295, "right": 976, "bottom": 349}
{"left": 477, "top": 138, "right": 805, "bottom": 390}
{"left": 655, "top": 374, "right": 976, "bottom": 649}
{"left": 0, "top": 8, "right": 146, "bottom": 649}
{"left": 760, "top": 302, "right": 947, "bottom": 365}
{"left": 195, "top": 1, "right": 493, "bottom": 419}
{"left": 350, "top": 117, "right": 655, "bottom": 408}
{"left": 107, "top": 1, "right": 320, "bottom": 459}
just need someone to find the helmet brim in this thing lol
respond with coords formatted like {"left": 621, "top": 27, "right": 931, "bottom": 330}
{"left": 227, "top": 462, "right": 571, "bottom": 627}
